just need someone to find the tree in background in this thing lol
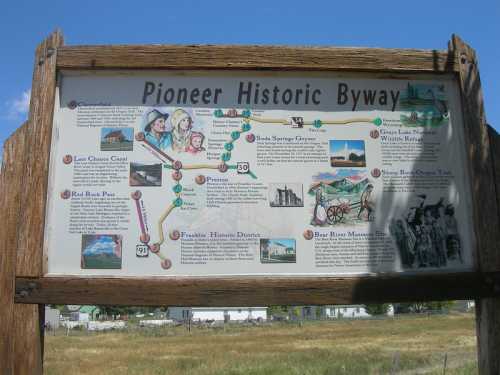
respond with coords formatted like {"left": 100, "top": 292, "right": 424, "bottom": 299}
{"left": 394, "top": 301, "right": 453, "bottom": 314}
{"left": 364, "top": 304, "right": 390, "bottom": 315}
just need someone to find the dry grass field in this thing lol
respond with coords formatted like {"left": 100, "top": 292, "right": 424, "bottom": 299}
{"left": 44, "top": 313, "right": 478, "bottom": 375}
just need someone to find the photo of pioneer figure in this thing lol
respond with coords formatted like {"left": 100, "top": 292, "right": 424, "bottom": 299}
{"left": 142, "top": 109, "right": 172, "bottom": 150}
{"left": 140, "top": 108, "right": 206, "bottom": 154}
{"left": 389, "top": 194, "right": 463, "bottom": 269}
{"left": 170, "top": 108, "right": 205, "bottom": 153}
{"left": 309, "top": 170, "right": 375, "bottom": 226}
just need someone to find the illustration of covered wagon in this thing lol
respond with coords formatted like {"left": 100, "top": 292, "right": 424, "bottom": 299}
{"left": 325, "top": 199, "right": 360, "bottom": 223}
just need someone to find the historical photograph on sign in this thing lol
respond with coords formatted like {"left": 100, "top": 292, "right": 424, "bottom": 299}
{"left": 269, "top": 183, "right": 303, "bottom": 207}
{"left": 309, "top": 170, "right": 374, "bottom": 226}
{"left": 330, "top": 140, "right": 366, "bottom": 167}
{"left": 129, "top": 162, "right": 162, "bottom": 186}
{"left": 81, "top": 234, "right": 122, "bottom": 269}
{"left": 260, "top": 238, "right": 296, "bottom": 263}
{"left": 100, "top": 127, "right": 134, "bottom": 151}
{"left": 389, "top": 195, "right": 463, "bottom": 269}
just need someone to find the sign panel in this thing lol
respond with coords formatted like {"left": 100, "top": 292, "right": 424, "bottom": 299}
{"left": 45, "top": 71, "right": 475, "bottom": 276}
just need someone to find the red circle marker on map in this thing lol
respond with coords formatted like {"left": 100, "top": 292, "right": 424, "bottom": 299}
{"left": 161, "top": 259, "right": 172, "bottom": 270}
{"left": 371, "top": 168, "right": 381, "bottom": 178}
{"left": 131, "top": 190, "right": 142, "bottom": 200}
{"left": 169, "top": 230, "right": 180, "bottom": 241}
{"left": 303, "top": 229, "right": 314, "bottom": 240}
{"left": 173, "top": 160, "right": 183, "bottom": 170}
{"left": 246, "top": 133, "right": 256, "bottom": 143}
{"left": 150, "top": 243, "right": 160, "bottom": 254}
{"left": 218, "top": 163, "right": 228, "bottom": 173}
{"left": 227, "top": 109, "right": 238, "bottom": 117}
{"left": 370, "top": 129, "right": 380, "bottom": 139}
{"left": 195, "top": 175, "right": 206, "bottom": 185}
{"left": 63, "top": 155, "right": 73, "bottom": 164}
{"left": 60, "top": 190, "right": 71, "bottom": 199}
{"left": 172, "top": 171, "right": 183, "bottom": 181}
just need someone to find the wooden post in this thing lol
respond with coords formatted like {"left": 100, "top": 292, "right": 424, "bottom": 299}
{"left": 0, "top": 124, "right": 28, "bottom": 374}
{"left": 451, "top": 34, "right": 500, "bottom": 374}
{"left": 0, "top": 30, "right": 63, "bottom": 374}
{"left": 475, "top": 126, "right": 500, "bottom": 374}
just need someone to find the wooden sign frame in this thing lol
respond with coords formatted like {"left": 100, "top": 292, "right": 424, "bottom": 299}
{"left": 1, "top": 30, "right": 499, "bottom": 373}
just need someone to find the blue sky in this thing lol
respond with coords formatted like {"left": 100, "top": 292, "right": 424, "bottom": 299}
{"left": 1, "top": 1, "right": 499, "bottom": 150}
{"left": 82, "top": 235, "right": 118, "bottom": 256}
{"left": 330, "top": 140, "right": 365, "bottom": 155}
{"left": 269, "top": 239, "right": 295, "bottom": 249}
{"left": 313, "top": 170, "right": 367, "bottom": 182}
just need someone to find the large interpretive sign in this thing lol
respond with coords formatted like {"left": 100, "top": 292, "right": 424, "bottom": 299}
{"left": 5, "top": 33, "right": 500, "bottom": 374}
{"left": 45, "top": 72, "right": 474, "bottom": 276}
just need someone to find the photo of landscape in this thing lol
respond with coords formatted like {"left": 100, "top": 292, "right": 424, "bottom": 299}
{"left": 81, "top": 234, "right": 122, "bottom": 269}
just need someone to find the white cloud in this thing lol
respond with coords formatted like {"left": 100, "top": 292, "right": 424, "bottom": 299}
{"left": 6, "top": 89, "right": 31, "bottom": 120}
{"left": 83, "top": 237, "right": 116, "bottom": 256}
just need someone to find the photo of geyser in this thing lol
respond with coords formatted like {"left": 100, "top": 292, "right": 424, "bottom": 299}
{"left": 330, "top": 140, "right": 366, "bottom": 167}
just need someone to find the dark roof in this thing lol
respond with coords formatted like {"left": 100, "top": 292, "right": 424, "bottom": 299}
{"left": 104, "top": 130, "right": 124, "bottom": 138}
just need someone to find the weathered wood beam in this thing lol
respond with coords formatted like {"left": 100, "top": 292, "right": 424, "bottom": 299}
{"left": 15, "top": 272, "right": 500, "bottom": 307}
{"left": 56, "top": 44, "right": 457, "bottom": 73}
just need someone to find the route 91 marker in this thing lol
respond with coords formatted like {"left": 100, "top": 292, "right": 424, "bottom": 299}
{"left": 1, "top": 30, "right": 500, "bottom": 374}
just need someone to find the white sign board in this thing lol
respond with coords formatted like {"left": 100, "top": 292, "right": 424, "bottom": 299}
{"left": 44, "top": 71, "right": 474, "bottom": 276}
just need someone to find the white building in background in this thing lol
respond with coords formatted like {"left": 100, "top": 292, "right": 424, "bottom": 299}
{"left": 276, "top": 305, "right": 395, "bottom": 320}
{"left": 167, "top": 307, "right": 268, "bottom": 322}
{"left": 44, "top": 307, "right": 60, "bottom": 329}
{"left": 455, "top": 300, "right": 475, "bottom": 312}
{"left": 323, "top": 305, "right": 371, "bottom": 319}
{"left": 268, "top": 242, "right": 293, "bottom": 257}
{"left": 322, "top": 305, "right": 394, "bottom": 319}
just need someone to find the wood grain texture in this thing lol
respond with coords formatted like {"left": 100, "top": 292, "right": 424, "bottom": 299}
{"left": 15, "top": 272, "right": 499, "bottom": 307}
{"left": 0, "top": 123, "right": 46, "bottom": 375}
{"left": 56, "top": 44, "right": 457, "bottom": 73}
{"left": 15, "top": 30, "right": 63, "bottom": 277}
{"left": 12, "top": 304, "right": 44, "bottom": 375}
{"left": 488, "top": 126, "right": 500, "bottom": 203}
{"left": 0, "top": 123, "right": 28, "bottom": 375}
{"left": 451, "top": 35, "right": 500, "bottom": 273}
{"left": 9, "top": 124, "right": 45, "bottom": 375}
{"left": 9, "top": 30, "right": 63, "bottom": 375}
{"left": 475, "top": 128, "right": 500, "bottom": 375}
{"left": 476, "top": 298, "right": 500, "bottom": 375}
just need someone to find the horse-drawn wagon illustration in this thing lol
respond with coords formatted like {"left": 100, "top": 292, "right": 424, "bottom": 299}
{"left": 324, "top": 199, "right": 360, "bottom": 224}
{"left": 309, "top": 170, "right": 375, "bottom": 226}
